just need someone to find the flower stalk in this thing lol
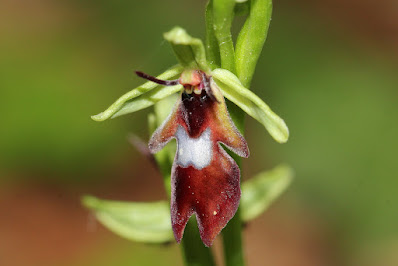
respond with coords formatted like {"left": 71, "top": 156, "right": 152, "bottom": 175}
{"left": 205, "top": 1, "right": 274, "bottom": 265}
{"left": 208, "top": 1, "right": 244, "bottom": 265}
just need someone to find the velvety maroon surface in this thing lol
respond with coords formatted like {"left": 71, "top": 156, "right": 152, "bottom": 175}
{"left": 172, "top": 147, "right": 241, "bottom": 246}
{"left": 149, "top": 77, "right": 248, "bottom": 246}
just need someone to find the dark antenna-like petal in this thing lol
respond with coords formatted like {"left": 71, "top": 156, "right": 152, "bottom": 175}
{"left": 136, "top": 71, "right": 180, "bottom": 86}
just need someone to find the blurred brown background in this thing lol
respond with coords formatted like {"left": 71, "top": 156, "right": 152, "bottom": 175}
{"left": 1, "top": 0, "right": 398, "bottom": 265}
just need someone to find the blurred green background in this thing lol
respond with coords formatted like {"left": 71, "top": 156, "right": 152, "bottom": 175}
{"left": 1, "top": 0, "right": 398, "bottom": 265}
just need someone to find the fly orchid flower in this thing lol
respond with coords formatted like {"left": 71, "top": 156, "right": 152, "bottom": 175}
{"left": 91, "top": 27, "right": 289, "bottom": 247}
{"left": 136, "top": 69, "right": 249, "bottom": 246}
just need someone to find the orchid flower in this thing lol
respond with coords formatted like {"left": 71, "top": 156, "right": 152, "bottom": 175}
{"left": 91, "top": 27, "right": 289, "bottom": 246}
{"left": 140, "top": 69, "right": 249, "bottom": 246}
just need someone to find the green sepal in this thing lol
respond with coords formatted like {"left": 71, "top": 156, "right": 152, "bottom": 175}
{"left": 111, "top": 83, "right": 182, "bottom": 119}
{"left": 164, "top": 27, "right": 210, "bottom": 72}
{"left": 82, "top": 195, "right": 174, "bottom": 243}
{"left": 240, "top": 164, "right": 293, "bottom": 221}
{"left": 91, "top": 65, "right": 183, "bottom": 121}
{"left": 212, "top": 68, "right": 289, "bottom": 143}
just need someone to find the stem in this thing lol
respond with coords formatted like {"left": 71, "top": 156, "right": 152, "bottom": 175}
{"left": 211, "top": 1, "right": 246, "bottom": 265}
{"left": 180, "top": 0, "right": 273, "bottom": 265}
{"left": 224, "top": 2, "right": 273, "bottom": 262}
{"left": 181, "top": 217, "right": 216, "bottom": 266}
{"left": 222, "top": 201, "right": 244, "bottom": 266}
{"left": 223, "top": 101, "right": 245, "bottom": 266}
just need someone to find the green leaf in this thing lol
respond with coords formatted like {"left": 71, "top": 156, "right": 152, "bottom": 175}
{"left": 212, "top": 68, "right": 289, "bottom": 143}
{"left": 205, "top": 0, "right": 221, "bottom": 69}
{"left": 91, "top": 65, "right": 183, "bottom": 121}
{"left": 164, "top": 27, "right": 210, "bottom": 71}
{"left": 82, "top": 195, "right": 174, "bottom": 243}
{"left": 241, "top": 164, "right": 293, "bottom": 222}
{"left": 235, "top": 0, "right": 272, "bottom": 87}
{"left": 212, "top": 0, "right": 236, "bottom": 73}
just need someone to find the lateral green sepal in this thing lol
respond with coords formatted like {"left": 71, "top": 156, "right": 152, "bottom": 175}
{"left": 212, "top": 68, "right": 289, "bottom": 143}
{"left": 91, "top": 65, "right": 183, "bottom": 121}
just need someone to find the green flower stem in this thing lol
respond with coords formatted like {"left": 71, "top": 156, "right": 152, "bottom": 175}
{"left": 178, "top": 195, "right": 216, "bottom": 266}
{"left": 221, "top": 209, "right": 244, "bottom": 266}
{"left": 212, "top": 0, "right": 236, "bottom": 73}
{"left": 222, "top": 75, "right": 246, "bottom": 266}
{"left": 181, "top": 217, "right": 216, "bottom": 266}
{"left": 235, "top": 0, "right": 273, "bottom": 88}
{"left": 169, "top": 1, "right": 273, "bottom": 265}
{"left": 222, "top": 102, "right": 245, "bottom": 266}
{"left": 211, "top": 1, "right": 245, "bottom": 265}
{"left": 210, "top": 1, "right": 274, "bottom": 265}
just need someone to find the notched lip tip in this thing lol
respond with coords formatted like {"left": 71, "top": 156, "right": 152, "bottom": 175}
{"left": 174, "top": 236, "right": 182, "bottom": 244}
{"left": 202, "top": 239, "right": 212, "bottom": 247}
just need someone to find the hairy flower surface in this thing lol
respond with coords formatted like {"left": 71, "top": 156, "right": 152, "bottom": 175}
{"left": 143, "top": 69, "right": 249, "bottom": 246}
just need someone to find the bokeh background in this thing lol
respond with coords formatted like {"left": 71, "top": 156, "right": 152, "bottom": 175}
{"left": 1, "top": 0, "right": 398, "bottom": 265}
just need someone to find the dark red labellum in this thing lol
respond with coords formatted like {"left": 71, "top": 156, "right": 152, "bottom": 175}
{"left": 141, "top": 70, "right": 249, "bottom": 246}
